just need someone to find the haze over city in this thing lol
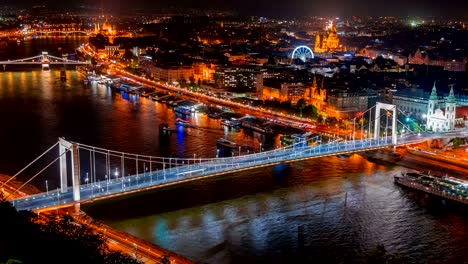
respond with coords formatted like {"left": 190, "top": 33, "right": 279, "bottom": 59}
{"left": 5, "top": 0, "right": 468, "bottom": 17}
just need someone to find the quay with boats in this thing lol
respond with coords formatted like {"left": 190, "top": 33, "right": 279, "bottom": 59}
{"left": 394, "top": 171, "right": 468, "bottom": 205}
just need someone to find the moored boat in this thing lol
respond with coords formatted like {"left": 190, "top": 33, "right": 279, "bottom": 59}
{"left": 174, "top": 106, "right": 192, "bottom": 115}
{"left": 242, "top": 121, "right": 274, "bottom": 134}
{"left": 221, "top": 119, "right": 241, "bottom": 127}
{"left": 394, "top": 171, "right": 468, "bottom": 205}
{"left": 216, "top": 138, "right": 239, "bottom": 148}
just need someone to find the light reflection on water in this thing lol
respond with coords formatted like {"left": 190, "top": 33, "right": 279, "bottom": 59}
{"left": 88, "top": 157, "right": 468, "bottom": 264}
{"left": 0, "top": 41, "right": 467, "bottom": 263}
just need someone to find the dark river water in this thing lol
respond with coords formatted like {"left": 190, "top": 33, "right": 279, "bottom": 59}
{"left": 0, "top": 38, "right": 467, "bottom": 264}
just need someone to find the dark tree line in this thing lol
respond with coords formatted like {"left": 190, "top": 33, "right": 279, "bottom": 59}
{"left": 0, "top": 197, "right": 140, "bottom": 264}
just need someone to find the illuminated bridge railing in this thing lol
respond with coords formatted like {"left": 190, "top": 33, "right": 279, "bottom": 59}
{"left": 12, "top": 136, "right": 426, "bottom": 211}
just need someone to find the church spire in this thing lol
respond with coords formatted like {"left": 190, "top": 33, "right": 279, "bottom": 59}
{"left": 447, "top": 85, "right": 456, "bottom": 104}
{"left": 429, "top": 81, "right": 438, "bottom": 100}
{"left": 330, "top": 23, "right": 337, "bottom": 33}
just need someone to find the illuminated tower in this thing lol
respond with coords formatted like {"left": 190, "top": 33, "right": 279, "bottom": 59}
{"left": 427, "top": 81, "right": 438, "bottom": 117}
{"left": 445, "top": 85, "right": 456, "bottom": 130}
{"left": 314, "top": 34, "right": 321, "bottom": 52}
{"left": 326, "top": 23, "right": 339, "bottom": 51}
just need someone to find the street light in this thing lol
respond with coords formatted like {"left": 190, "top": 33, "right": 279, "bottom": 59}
{"left": 105, "top": 175, "right": 109, "bottom": 193}
{"left": 45, "top": 180, "right": 48, "bottom": 195}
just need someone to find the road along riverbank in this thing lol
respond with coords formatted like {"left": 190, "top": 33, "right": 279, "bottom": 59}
{"left": 1, "top": 174, "right": 193, "bottom": 263}
{"left": 360, "top": 146, "right": 468, "bottom": 179}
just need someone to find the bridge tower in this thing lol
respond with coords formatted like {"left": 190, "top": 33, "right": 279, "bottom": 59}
{"left": 374, "top": 102, "right": 397, "bottom": 145}
{"left": 58, "top": 138, "right": 81, "bottom": 202}
{"left": 41, "top": 51, "right": 50, "bottom": 70}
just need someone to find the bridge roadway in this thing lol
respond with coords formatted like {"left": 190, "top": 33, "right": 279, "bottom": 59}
{"left": 12, "top": 136, "right": 430, "bottom": 211}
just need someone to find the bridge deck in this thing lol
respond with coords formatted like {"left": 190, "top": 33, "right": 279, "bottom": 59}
{"left": 12, "top": 137, "right": 428, "bottom": 211}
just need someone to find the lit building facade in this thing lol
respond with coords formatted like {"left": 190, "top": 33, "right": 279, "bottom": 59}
{"left": 426, "top": 84, "right": 467, "bottom": 131}
{"left": 150, "top": 65, "right": 193, "bottom": 83}
{"left": 193, "top": 62, "right": 216, "bottom": 82}
{"left": 262, "top": 81, "right": 311, "bottom": 104}
{"left": 392, "top": 84, "right": 468, "bottom": 123}
{"left": 409, "top": 48, "right": 467, "bottom": 72}
{"left": 306, "top": 76, "right": 327, "bottom": 111}
{"left": 325, "top": 90, "right": 368, "bottom": 119}
{"left": 214, "top": 67, "right": 263, "bottom": 93}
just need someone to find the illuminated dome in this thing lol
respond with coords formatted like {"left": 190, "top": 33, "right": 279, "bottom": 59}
{"left": 102, "top": 18, "right": 112, "bottom": 32}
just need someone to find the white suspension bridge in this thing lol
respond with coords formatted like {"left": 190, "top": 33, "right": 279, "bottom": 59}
{"left": 2, "top": 103, "right": 464, "bottom": 211}
{"left": 0, "top": 52, "right": 89, "bottom": 70}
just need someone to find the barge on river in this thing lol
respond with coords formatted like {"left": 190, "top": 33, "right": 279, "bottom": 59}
{"left": 394, "top": 172, "right": 468, "bottom": 205}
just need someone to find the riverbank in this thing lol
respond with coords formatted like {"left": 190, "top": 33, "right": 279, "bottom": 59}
{"left": 0, "top": 174, "right": 192, "bottom": 263}
{"left": 71, "top": 210, "right": 193, "bottom": 264}
{"left": 360, "top": 146, "right": 468, "bottom": 179}
{"left": 0, "top": 174, "right": 41, "bottom": 200}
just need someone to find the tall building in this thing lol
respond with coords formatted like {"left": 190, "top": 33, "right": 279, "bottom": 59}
{"left": 314, "top": 22, "right": 345, "bottom": 53}
{"left": 306, "top": 75, "right": 327, "bottom": 111}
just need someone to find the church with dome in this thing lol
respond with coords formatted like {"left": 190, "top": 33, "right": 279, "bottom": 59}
{"left": 314, "top": 22, "right": 346, "bottom": 53}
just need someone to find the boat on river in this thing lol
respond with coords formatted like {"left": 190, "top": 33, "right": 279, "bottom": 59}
{"left": 174, "top": 107, "right": 191, "bottom": 115}
{"left": 175, "top": 118, "right": 194, "bottom": 128}
{"left": 241, "top": 121, "right": 274, "bottom": 134}
{"left": 394, "top": 171, "right": 468, "bottom": 205}
{"left": 221, "top": 119, "right": 241, "bottom": 127}
{"left": 216, "top": 138, "right": 239, "bottom": 148}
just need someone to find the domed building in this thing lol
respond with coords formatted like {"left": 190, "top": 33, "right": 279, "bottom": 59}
{"left": 94, "top": 17, "right": 115, "bottom": 36}
{"left": 314, "top": 22, "right": 345, "bottom": 53}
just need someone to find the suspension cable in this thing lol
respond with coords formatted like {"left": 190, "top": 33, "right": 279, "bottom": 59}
{"left": 5, "top": 147, "right": 70, "bottom": 200}
{"left": 1, "top": 142, "right": 59, "bottom": 188}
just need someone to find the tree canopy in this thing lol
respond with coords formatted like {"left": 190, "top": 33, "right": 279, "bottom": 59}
{"left": 0, "top": 199, "right": 140, "bottom": 264}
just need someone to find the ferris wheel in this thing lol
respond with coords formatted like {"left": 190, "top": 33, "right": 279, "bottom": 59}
{"left": 291, "top": 45, "right": 314, "bottom": 62}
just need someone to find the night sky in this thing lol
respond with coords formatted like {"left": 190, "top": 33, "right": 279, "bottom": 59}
{"left": 11, "top": 0, "right": 468, "bottom": 17}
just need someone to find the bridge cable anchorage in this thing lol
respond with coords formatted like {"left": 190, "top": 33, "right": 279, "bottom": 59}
{"left": 1, "top": 142, "right": 59, "bottom": 189}
{"left": 4, "top": 146, "right": 71, "bottom": 200}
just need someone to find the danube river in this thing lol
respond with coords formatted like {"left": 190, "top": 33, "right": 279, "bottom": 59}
{"left": 0, "top": 39, "right": 467, "bottom": 263}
